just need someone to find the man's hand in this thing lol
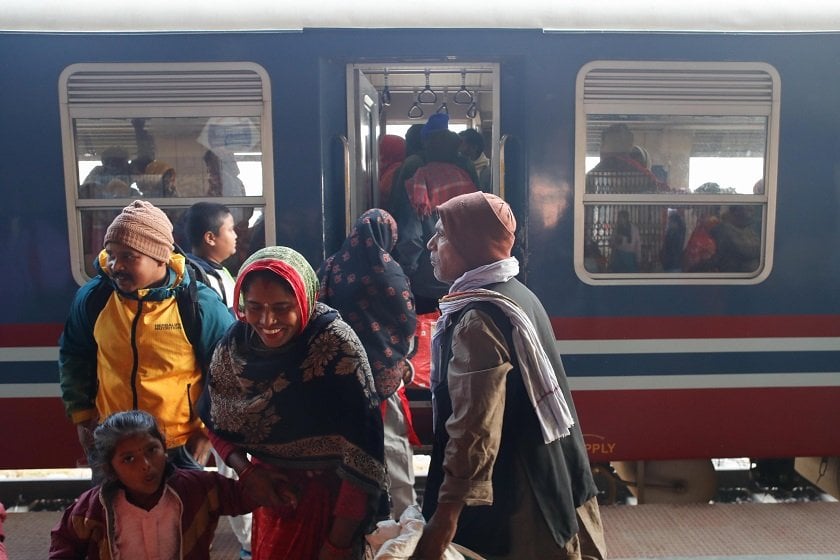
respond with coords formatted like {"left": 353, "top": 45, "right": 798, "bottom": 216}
{"left": 75, "top": 417, "right": 99, "bottom": 456}
{"left": 186, "top": 430, "right": 212, "bottom": 466}
{"left": 414, "top": 501, "right": 463, "bottom": 560}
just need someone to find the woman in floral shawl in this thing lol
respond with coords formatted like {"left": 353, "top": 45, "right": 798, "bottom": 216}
{"left": 317, "top": 209, "right": 419, "bottom": 519}
{"left": 198, "top": 246, "right": 387, "bottom": 560}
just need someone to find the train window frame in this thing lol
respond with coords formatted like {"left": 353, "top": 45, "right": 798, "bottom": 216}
{"left": 573, "top": 61, "right": 779, "bottom": 285}
{"left": 58, "top": 62, "right": 275, "bottom": 285}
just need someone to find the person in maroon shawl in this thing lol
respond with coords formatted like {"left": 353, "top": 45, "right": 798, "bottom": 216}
{"left": 317, "top": 208, "right": 420, "bottom": 519}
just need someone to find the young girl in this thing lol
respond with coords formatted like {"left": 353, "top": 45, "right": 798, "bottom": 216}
{"left": 50, "top": 410, "right": 266, "bottom": 560}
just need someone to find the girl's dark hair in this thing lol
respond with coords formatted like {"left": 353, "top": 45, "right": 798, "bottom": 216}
{"left": 91, "top": 410, "right": 166, "bottom": 482}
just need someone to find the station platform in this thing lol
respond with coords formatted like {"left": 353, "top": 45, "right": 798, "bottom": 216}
{"left": 5, "top": 501, "right": 840, "bottom": 559}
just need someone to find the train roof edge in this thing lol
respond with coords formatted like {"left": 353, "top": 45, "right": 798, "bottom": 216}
{"left": 4, "top": 0, "right": 840, "bottom": 33}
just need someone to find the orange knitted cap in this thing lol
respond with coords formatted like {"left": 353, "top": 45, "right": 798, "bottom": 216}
{"left": 104, "top": 200, "right": 174, "bottom": 263}
{"left": 437, "top": 192, "right": 516, "bottom": 269}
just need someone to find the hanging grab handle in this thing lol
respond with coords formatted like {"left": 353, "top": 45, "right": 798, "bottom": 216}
{"left": 436, "top": 89, "right": 448, "bottom": 115}
{"left": 454, "top": 71, "right": 474, "bottom": 105}
{"left": 466, "top": 101, "right": 478, "bottom": 119}
{"left": 408, "top": 97, "right": 424, "bottom": 119}
{"left": 418, "top": 70, "right": 437, "bottom": 104}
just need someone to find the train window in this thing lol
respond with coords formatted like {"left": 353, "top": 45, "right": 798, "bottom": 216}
{"left": 574, "top": 61, "right": 778, "bottom": 284}
{"left": 59, "top": 63, "right": 274, "bottom": 283}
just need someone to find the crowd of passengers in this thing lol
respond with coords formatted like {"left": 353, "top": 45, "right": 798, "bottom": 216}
{"left": 47, "top": 114, "right": 606, "bottom": 560}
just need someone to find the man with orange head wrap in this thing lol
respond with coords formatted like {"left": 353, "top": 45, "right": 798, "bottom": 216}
{"left": 416, "top": 192, "right": 605, "bottom": 560}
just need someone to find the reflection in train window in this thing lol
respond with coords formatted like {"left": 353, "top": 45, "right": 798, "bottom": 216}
{"left": 574, "top": 61, "right": 779, "bottom": 284}
{"left": 59, "top": 62, "right": 274, "bottom": 282}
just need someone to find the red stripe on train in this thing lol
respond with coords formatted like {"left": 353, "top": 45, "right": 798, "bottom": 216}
{"left": 4, "top": 386, "right": 840, "bottom": 468}
{"left": 0, "top": 324, "right": 64, "bottom": 347}
{"left": 4, "top": 315, "right": 840, "bottom": 347}
{"left": 575, "top": 386, "right": 840, "bottom": 462}
{"left": 552, "top": 314, "right": 840, "bottom": 340}
{"left": 0, "top": 397, "right": 81, "bottom": 469}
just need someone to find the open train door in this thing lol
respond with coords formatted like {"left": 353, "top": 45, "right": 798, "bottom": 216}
{"left": 344, "top": 62, "right": 500, "bottom": 446}
{"left": 346, "top": 68, "right": 381, "bottom": 234}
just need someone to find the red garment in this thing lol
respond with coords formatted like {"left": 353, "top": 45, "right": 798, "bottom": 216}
{"left": 683, "top": 216, "right": 721, "bottom": 272}
{"left": 379, "top": 385, "right": 421, "bottom": 446}
{"left": 406, "top": 162, "right": 477, "bottom": 217}
{"left": 408, "top": 310, "right": 440, "bottom": 389}
{"left": 251, "top": 470, "right": 367, "bottom": 559}
{"left": 379, "top": 135, "right": 406, "bottom": 209}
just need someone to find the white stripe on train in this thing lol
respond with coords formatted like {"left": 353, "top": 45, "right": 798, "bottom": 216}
{"left": 3, "top": 372, "right": 840, "bottom": 399}
{"left": 2, "top": 336, "right": 839, "bottom": 363}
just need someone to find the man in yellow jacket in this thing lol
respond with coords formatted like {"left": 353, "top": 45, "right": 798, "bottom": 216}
{"left": 59, "top": 200, "right": 234, "bottom": 469}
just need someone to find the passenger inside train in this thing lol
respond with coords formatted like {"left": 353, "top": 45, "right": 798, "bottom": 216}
{"left": 390, "top": 113, "right": 478, "bottom": 314}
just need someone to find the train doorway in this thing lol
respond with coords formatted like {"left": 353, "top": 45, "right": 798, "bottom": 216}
{"left": 346, "top": 62, "right": 500, "bottom": 232}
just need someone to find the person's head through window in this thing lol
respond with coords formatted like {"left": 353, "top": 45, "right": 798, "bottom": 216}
{"left": 101, "top": 146, "right": 130, "bottom": 174}
{"left": 203, "top": 150, "right": 223, "bottom": 196}
{"left": 599, "top": 124, "right": 634, "bottom": 157}
{"left": 142, "top": 160, "right": 178, "bottom": 197}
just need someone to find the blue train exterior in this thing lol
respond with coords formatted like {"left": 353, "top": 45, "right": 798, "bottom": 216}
{"left": 1, "top": 19, "right": 839, "bottom": 471}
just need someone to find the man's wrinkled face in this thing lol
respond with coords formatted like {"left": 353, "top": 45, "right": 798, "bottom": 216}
{"left": 105, "top": 242, "right": 168, "bottom": 293}
{"left": 428, "top": 219, "right": 469, "bottom": 283}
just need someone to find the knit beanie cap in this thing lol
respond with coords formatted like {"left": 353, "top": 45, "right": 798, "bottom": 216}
{"left": 437, "top": 192, "right": 516, "bottom": 269}
{"left": 421, "top": 113, "right": 449, "bottom": 140}
{"left": 103, "top": 200, "right": 174, "bottom": 263}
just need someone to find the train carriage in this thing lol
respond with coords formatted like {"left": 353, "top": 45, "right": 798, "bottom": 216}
{"left": 1, "top": 0, "right": 839, "bottom": 501}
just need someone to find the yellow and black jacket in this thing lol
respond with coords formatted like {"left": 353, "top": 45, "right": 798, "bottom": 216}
{"left": 59, "top": 251, "right": 233, "bottom": 449}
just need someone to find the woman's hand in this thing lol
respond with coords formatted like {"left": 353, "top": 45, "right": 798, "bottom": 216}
{"left": 240, "top": 464, "right": 299, "bottom": 510}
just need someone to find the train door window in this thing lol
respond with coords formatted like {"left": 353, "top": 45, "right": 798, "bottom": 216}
{"left": 574, "top": 61, "right": 779, "bottom": 284}
{"left": 348, "top": 63, "right": 500, "bottom": 216}
{"left": 59, "top": 62, "right": 275, "bottom": 283}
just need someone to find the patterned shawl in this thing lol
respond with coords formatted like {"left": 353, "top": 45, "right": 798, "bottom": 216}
{"left": 317, "top": 209, "right": 417, "bottom": 399}
{"left": 199, "top": 246, "right": 387, "bottom": 495}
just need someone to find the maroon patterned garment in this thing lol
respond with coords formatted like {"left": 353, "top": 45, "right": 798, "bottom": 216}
{"left": 317, "top": 209, "right": 417, "bottom": 399}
